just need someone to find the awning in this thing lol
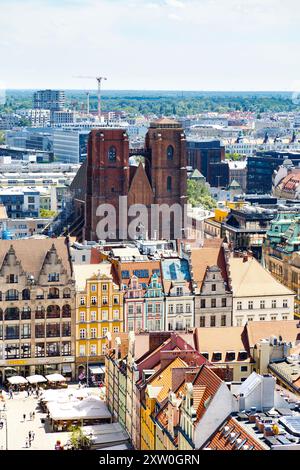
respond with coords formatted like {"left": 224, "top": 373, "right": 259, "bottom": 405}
{"left": 45, "top": 373, "right": 66, "bottom": 382}
{"left": 26, "top": 375, "right": 47, "bottom": 384}
{"left": 89, "top": 365, "right": 105, "bottom": 375}
{"left": 8, "top": 376, "right": 28, "bottom": 385}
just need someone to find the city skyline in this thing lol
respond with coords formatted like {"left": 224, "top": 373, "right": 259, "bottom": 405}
{"left": 0, "top": 0, "right": 300, "bottom": 91}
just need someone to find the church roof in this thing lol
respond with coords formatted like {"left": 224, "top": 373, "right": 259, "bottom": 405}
{"left": 150, "top": 118, "right": 181, "bottom": 128}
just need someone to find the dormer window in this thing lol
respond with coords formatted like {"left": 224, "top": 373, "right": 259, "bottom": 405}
{"left": 213, "top": 352, "right": 222, "bottom": 361}
{"left": 238, "top": 351, "right": 248, "bottom": 361}
{"left": 226, "top": 351, "right": 236, "bottom": 361}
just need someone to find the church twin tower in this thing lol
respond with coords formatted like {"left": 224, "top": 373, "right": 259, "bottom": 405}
{"left": 84, "top": 118, "right": 187, "bottom": 241}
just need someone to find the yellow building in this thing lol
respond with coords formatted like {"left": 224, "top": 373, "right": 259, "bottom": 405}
{"left": 214, "top": 207, "right": 229, "bottom": 223}
{"left": 74, "top": 264, "right": 124, "bottom": 380}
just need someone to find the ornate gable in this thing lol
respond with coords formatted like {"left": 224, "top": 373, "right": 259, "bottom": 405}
{"left": 0, "top": 245, "right": 25, "bottom": 278}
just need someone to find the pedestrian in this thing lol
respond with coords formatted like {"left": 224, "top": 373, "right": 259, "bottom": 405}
{"left": 25, "top": 438, "right": 29, "bottom": 448}
{"left": 23, "top": 413, "right": 26, "bottom": 422}
{"left": 31, "top": 431, "right": 35, "bottom": 441}
{"left": 32, "top": 411, "right": 35, "bottom": 420}
{"left": 55, "top": 440, "right": 63, "bottom": 450}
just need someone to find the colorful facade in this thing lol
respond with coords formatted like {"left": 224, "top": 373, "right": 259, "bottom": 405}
{"left": 144, "top": 273, "right": 165, "bottom": 331}
{"left": 75, "top": 272, "right": 123, "bottom": 379}
{"left": 124, "top": 275, "right": 145, "bottom": 332}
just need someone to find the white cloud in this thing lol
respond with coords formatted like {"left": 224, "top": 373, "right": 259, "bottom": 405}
{"left": 0, "top": 0, "right": 299, "bottom": 90}
{"left": 168, "top": 12, "right": 183, "bottom": 21}
{"left": 165, "top": 0, "right": 185, "bottom": 8}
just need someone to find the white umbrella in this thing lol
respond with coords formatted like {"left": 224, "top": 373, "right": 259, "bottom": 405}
{"left": 26, "top": 375, "right": 47, "bottom": 384}
{"left": 45, "top": 373, "right": 66, "bottom": 382}
{"left": 7, "top": 376, "right": 28, "bottom": 385}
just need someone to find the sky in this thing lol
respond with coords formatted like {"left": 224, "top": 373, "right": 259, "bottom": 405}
{"left": 0, "top": 0, "right": 300, "bottom": 91}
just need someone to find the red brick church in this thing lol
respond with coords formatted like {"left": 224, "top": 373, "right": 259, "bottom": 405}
{"left": 72, "top": 118, "right": 188, "bottom": 241}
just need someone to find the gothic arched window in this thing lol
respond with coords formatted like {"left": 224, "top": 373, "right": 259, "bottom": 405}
{"left": 167, "top": 176, "right": 172, "bottom": 191}
{"left": 108, "top": 146, "right": 117, "bottom": 162}
{"left": 167, "top": 145, "right": 174, "bottom": 160}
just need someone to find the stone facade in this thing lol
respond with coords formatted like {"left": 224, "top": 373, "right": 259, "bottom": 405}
{"left": 195, "top": 265, "right": 232, "bottom": 328}
{"left": 0, "top": 238, "right": 75, "bottom": 383}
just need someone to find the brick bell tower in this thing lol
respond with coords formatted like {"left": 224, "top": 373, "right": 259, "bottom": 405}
{"left": 84, "top": 128, "right": 130, "bottom": 240}
{"left": 145, "top": 118, "right": 187, "bottom": 237}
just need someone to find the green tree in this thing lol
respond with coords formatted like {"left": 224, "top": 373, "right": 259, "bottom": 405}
{"left": 68, "top": 426, "right": 92, "bottom": 450}
{"left": 187, "top": 180, "right": 217, "bottom": 210}
{"left": 225, "top": 152, "right": 244, "bottom": 161}
{"left": 40, "top": 209, "right": 57, "bottom": 218}
{"left": 0, "top": 131, "right": 5, "bottom": 144}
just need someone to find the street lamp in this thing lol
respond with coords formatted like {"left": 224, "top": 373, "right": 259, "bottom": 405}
{"left": 0, "top": 408, "right": 8, "bottom": 450}
{"left": 86, "top": 351, "right": 89, "bottom": 388}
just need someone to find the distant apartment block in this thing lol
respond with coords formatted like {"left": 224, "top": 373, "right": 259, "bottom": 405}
{"left": 33, "top": 89, "right": 65, "bottom": 111}
{"left": 52, "top": 110, "right": 75, "bottom": 126}
{"left": 0, "top": 188, "right": 40, "bottom": 218}
{"left": 19, "top": 109, "right": 51, "bottom": 127}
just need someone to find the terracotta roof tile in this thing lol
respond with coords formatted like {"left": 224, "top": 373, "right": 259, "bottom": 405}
{"left": 204, "top": 416, "right": 265, "bottom": 450}
{"left": 192, "top": 365, "right": 223, "bottom": 421}
{"left": 148, "top": 357, "right": 187, "bottom": 403}
{"left": 190, "top": 239, "right": 228, "bottom": 291}
{"left": 246, "top": 320, "right": 300, "bottom": 348}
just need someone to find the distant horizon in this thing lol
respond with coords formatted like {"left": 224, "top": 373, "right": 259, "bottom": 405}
{"left": 4, "top": 88, "right": 296, "bottom": 94}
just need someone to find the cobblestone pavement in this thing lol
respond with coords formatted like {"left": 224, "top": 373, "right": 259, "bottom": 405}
{"left": 0, "top": 385, "right": 103, "bottom": 450}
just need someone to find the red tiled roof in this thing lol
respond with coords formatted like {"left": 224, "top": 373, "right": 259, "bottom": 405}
{"left": 192, "top": 365, "right": 223, "bottom": 422}
{"left": 190, "top": 239, "right": 229, "bottom": 290}
{"left": 279, "top": 172, "right": 300, "bottom": 192}
{"left": 204, "top": 416, "right": 265, "bottom": 450}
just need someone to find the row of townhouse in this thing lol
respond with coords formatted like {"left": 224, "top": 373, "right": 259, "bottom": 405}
{"left": 106, "top": 329, "right": 300, "bottom": 451}
{"left": 0, "top": 235, "right": 295, "bottom": 384}
{"left": 73, "top": 238, "right": 295, "bottom": 380}
{"left": 84, "top": 238, "right": 294, "bottom": 335}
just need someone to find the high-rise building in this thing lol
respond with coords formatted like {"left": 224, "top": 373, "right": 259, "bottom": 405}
{"left": 186, "top": 140, "right": 225, "bottom": 185}
{"left": 33, "top": 90, "right": 65, "bottom": 112}
{"left": 53, "top": 129, "right": 89, "bottom": 164}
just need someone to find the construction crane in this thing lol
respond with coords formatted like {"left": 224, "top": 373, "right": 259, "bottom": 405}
{"left": 74, "top": 76, "right": 107, "bottom": 120}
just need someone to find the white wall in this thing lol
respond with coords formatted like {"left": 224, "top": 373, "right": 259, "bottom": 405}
{"left": 232, "top": 295, "right": 294, "bottom": 326}
{"left": 194, "top": 382, "right": 237, "bottom": 449}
